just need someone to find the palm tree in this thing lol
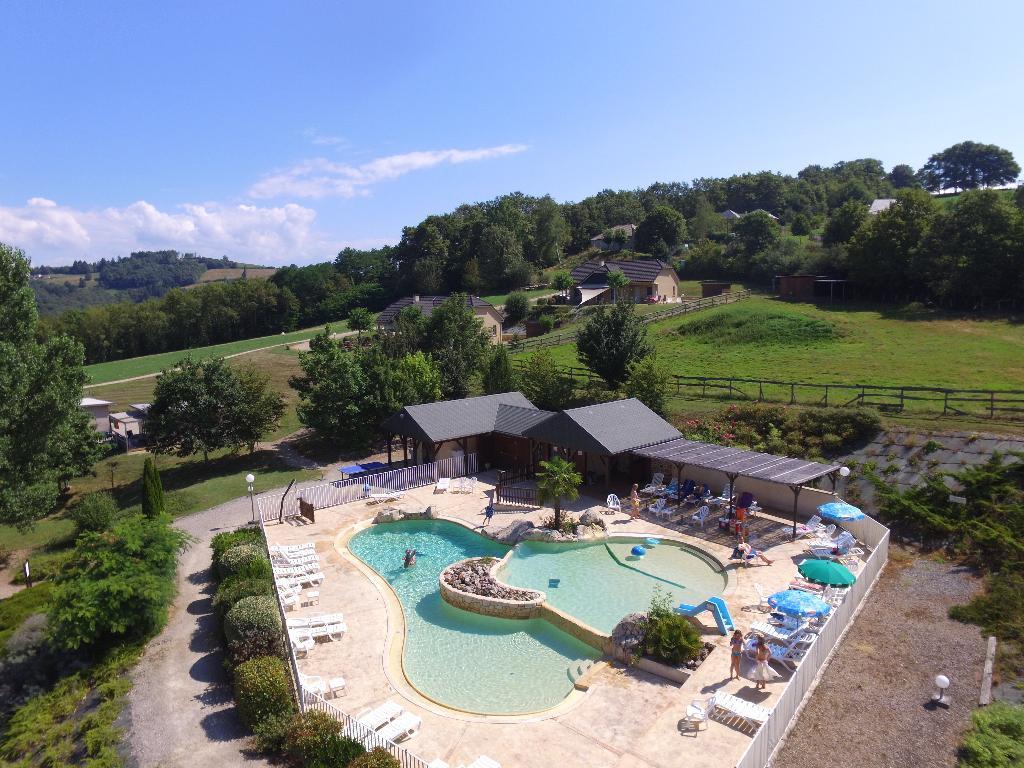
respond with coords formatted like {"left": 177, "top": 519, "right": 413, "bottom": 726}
{"left": 536, "top": 456, "right": 582, "bottom": 531}
{"left": 607, "top": 270, "right": 629, "bottom": 304}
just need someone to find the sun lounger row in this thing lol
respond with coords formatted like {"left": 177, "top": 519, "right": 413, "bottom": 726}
{"left": 354, "top": 700, "right": 421, "bottom": 744}
{"left": 366, "top": 490, "right": 405, "bottom": 504}
{"left": 299, "top": 671, "right": 346, "bottom": 698}
{"left": 434, "top": 476, "right": 478, "bottom": 494}
{"left": 686, "top": 692, "right": 771, "bottom": 732}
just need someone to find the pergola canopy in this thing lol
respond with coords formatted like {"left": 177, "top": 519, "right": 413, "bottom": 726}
{"left": 633, "top": 438, "right": 840, "bottom": 487}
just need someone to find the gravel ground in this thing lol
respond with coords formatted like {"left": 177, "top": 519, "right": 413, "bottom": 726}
{"left": 774, "top": 549, "right": 987, "bottom": 768}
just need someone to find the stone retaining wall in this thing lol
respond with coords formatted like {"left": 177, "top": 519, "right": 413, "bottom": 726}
{"left": 537, "top": 603, "right": 613, "bottom": 655}
{"left": 439, "top": 558, "right": 546, "bottom": 619}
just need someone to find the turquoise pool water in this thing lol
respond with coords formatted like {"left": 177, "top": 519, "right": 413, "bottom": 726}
{"left": 499, "top": 538, "right": 727, "bottom": 634}
{"left": 348, "top": 520, "right": 600, "bottom": 714}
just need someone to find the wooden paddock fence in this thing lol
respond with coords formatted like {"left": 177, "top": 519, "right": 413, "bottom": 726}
{"left": 256, "top": 453, "right": 479, "bottom": 523}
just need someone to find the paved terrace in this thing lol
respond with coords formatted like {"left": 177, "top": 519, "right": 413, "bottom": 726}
{"left": 267, "top": 473, "right": 860, "bottom": 768}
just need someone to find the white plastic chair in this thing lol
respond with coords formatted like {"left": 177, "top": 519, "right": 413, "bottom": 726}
{"left": 684, "top": 697, "right": 711, "bottom": 732}
{"left": 648, "top": 497, "right": 670, "bottom": 519}
{"left": 691, "top": 505, "right": 710, "bottom": 528}
{"left": 795, "top": 514, "right": 824, "bottom": 537}
{"left": 753, "top": 583, "right": 771, "bottom": 612}
{"left": 467, "top": 476, "right": 478, "bottom": 494}
{"left": 435, "top": 477, "right": 450, "bottom": 493}
{"left": 605, "top": 494, "right": 621, "bottom": 514}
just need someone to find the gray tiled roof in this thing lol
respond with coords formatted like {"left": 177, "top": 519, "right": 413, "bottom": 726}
{"left": 381, "top": 392, "right": 538, "bottom": 443}
{"left": 494, "top": 403, "right": 555, "bottom": 436}
{"left": 570, "top": 258, "right": 669, "bottom": 285}
{"left": 524, "top": 398, "right": 681, "bottom": 456}
{"left": 377, "top": 295, "right": 497, "bottom": 328}
{"left": 633, "top": 438, "right": 840, "bottom": 486}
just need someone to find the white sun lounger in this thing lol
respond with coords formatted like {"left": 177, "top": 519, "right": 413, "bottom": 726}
{"left": 435, "top": 477, "right": 450, "bottom": 492}
{"left": 309, "top": 621, "right": 347, "bottom": 641}
{"left": 289, "top": 629, "right": 315, "bottom": 657}
{"left": 465, "top": 757, "right": 501, "bottom": 768}
{"left": 710, "top": 692, "right": 771, "bottom": 731}
{"left": 357, "top": 700, "right": 403, "bottom": 731}
{"left": 376, "top": 712, "right": 421, "bottom": 743}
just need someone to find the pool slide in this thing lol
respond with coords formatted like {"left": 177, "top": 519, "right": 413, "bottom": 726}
{"left": 675, "top": 596, "right": 735, "bottom": 635}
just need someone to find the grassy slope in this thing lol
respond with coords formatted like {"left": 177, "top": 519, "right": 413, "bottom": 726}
{"left": 196, "top": 267, "right": 276, "bottom": 282}
{"left": 527, "top": 297, "right": 1024, "bottom": 390}
{"left": 480, "top": 287, "right": 554, "bottom": 306}
{"left": 84, "top": 321, "right": 346, "bottom": 384}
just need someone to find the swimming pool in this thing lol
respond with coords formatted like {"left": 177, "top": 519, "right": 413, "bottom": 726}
{"left": 499, "top": 538, "right": 727, "bottom": 634}
{"left": 348, "top": 520, "right": 726, "bottom": 714}
{"left": 348, "top": 520, "right": 600, "bottom": 714}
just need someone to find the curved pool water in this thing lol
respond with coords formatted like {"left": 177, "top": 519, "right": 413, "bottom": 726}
{"left": 348, "top": 520, "right": 600, "bottom": 714}
{"left": 348, "top": 520, "right": 727, "bottom": 714}
{"left": 499, "top": 538, "right": 727, "bottom": 634}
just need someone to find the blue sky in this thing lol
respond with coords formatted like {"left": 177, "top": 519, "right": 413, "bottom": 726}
{"left": 2, "top": 1, "right": 1022, "bottom": 266}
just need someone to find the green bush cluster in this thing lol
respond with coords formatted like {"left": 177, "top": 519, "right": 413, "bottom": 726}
{"left": 69, "top": 492, "right": 117, "bottom": 534}
{"left": 349, "top": 748, "right": 401, "bottom": 768}
{"left": 213, "top": 575, "right": 275, "bottom": 620}
{"left": 211, "top": 527, "right": 264, "bottom": 569}
{"left": 283, "top": 710, "right": 365, "bottom": 768}
{"left": 223, "top": 595, "right": 283, "bottom": 665}
{"left": 233, "top": 655, "right": 296, "bottom": 730}
{"left": 678, "top": 307, "right": 837, "bottom": 346}
{"left": 642, "top": 587, "right": 702, "bottom": 667}
{"left": 218, "top": 543, "right": 271, "bottom": 581}
{"left": 958, "top": 701, "right": 1024, "bottom": 767}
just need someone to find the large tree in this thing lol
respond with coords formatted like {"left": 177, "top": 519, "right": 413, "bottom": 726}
{"left": 732, "top": 210, "right": 781, "bottom": 255}
{"left": 481, "top": 345, "right": 519, "bottom": 395}
{"left": 635, "top": 205, "right": 687, "bottom": 256}
{"left": 917, "top": 141, "right": 1020, "bottom": 192}
{"left": 290, "top": 330, "right": 373, "bottom": 450}
{"left": 888, "top": 164, "right": 918, "bottom": 189}
{"left": 576, "top": 302, "right": 653, "bottom": 388}
{"left": 519, "top": 349, "right": 575, "bottom": 411}
{"left": 0, "top": 243, "right": 101, "bottom": 529}
{"left": 823, "top": 200, "right": 869, "bottom": 246}
{"left": 147, "top": 356, "right": 244, "bottom": 462}
{"left": 230, "top": 362, "right": 286, "bottom": 452}
{"left": 422, "top": 294, "right": 491, "bottom": 398}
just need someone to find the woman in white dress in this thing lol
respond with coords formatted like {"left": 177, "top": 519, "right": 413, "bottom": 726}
{"left": 753, "top": 636, "right": 772, "bottom": 690}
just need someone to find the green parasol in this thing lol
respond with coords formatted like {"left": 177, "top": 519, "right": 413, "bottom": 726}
{"left": 798, "top": 559, "right": 856, "bottom": 586}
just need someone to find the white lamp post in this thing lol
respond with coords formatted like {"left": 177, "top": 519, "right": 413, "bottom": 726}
{"left": 932, "top": 674, "right": 951, "bottom": 707}
{"left": 246, "top": 473, "right": 256, "bottom": 523}
{"left": 838, "top": 465, "right": 851, "bottom": 497}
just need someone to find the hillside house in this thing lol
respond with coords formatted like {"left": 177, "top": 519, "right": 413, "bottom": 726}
{"left": 589, "top": 223, "right": 636, "bottom": 251}
{"left": 80, "top": 397, "right": 113, "bottom": 433}
{"left": 569, "top": 258, "right": 680, "bottom": 306}
{"left": 109, "top": 403, "right": 150, "bottom": 449}
{"left": 376, "top": 294, "right": 504, "bottom": 344}
{"left": 869, "top": 198, "right": 896, "bottom": 215}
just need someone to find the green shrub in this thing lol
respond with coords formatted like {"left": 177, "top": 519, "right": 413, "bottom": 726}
{"left": 48, "top": 515, "right": 187, "bottom": 650}
{"left": 233, "top": 655, "right": 295, "bottom": 730}
{"left": 642, "top": 587, "right": 702, "bottom": 666}
{"left": 218, "top": 543, "right": 271, "bottom": 581}
{"left": 503, "top": 291, "right": 529, "bottom": 326}
{"left": 253, "top": 711, "right": 293, "bottom": 754}
{"left": 678, "top": 307, "right": 837, "bottom": 345}
{"left": 349, "top": 748, "right": 401, "bottom": 768}
{"left": 213, "top": 575, "right": 275, "bottom": 620}
{"left": 224, "top": 596, "right": 284, "bottom": 664}
{"left": 141, "top": 457, "right": 165, "bottom": 518}
{"left": 69, "top": 492, "right": 117, "bottom": 534}
{"left": 958, "top": 701, "right": 1024, "bottom": 767}
{"left": 211, "top": 527, "right": 264, "bottom": 571}
{"left": 283, "top": 710, "right": 365, "bottom": 768}
{"left": 538, "top": 314, "right": 556, "bottom": 334}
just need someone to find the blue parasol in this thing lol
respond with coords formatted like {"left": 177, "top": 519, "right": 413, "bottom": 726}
{"left": 818, "top": 501, "right": 865, "bottom": 522}
{"left": 767, "top": 589, "right": 832, "bottom": 618}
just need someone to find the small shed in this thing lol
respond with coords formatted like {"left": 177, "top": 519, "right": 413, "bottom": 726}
{"left": 777, "top": 274, "right": 818, "bottom": 301}
{"left": 80, "top": 397, "right": 113, "bottom": 433}
{"left": 109, "top": 403, "right": 150, "bottom": 450}
{"left": 700, "top": 280, "right": 732, "bottom": 298}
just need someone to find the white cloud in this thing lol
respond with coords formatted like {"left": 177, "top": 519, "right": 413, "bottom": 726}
{"left": 0, "top": 197, "right": 359, "bottom": 266}
{"left": 301, "top": 128, "right": 349, "bottom": 147}
{"left": 248, "top": 144, "right": 529, "bottom": 199}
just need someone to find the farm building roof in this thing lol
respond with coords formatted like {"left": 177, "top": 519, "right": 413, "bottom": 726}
{"left": 523, "top": 398, "right": 682, "bottom": 456}
{"left": 376, "top": 295, "right": 498, "bottom": 328}
{"left": 570, "top": 258, "right": 669, "bottom": 285}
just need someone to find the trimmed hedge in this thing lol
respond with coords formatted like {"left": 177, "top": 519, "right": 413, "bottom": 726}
{"left": 213, "top": 575, "right": 275, "bottom": 620}
{"left": 283, "top": 709, "right": 365, "bottom": 768}
{"left": 211, "top": 528, "right": 264, "bottom": 570}
{"left": 233, "top": 655, "right": 295, "bottom": 730}
{"left": 218, "top": 543, "right": 271, "bottom": 581}
{"left": 224, "top": 595, "right": 283, "bottom": 664}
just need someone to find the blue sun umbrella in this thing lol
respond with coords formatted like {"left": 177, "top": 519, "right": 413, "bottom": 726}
{"left": 767, "top": 589, "right": 832, "bottom": 619}
{"left": 818, "top": 501, "right": 865, "bottom": 522}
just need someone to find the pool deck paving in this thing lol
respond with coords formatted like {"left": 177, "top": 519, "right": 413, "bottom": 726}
{"left": 269, "top": 474, "right": 852, "bottom": 768}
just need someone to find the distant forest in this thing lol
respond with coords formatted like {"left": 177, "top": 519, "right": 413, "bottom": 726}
{"left": 31, "top": 251, "right": 249, "bottom": 315}
{"left": 33, "top": 141, "right": 1024, "bottom": 364}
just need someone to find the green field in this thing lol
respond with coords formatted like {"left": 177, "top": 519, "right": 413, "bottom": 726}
{"left": 84, "top": 321, "right": 346, "bottom": 384}
{"left": 525, "top": 297, "right": 1024, "bottom": 391}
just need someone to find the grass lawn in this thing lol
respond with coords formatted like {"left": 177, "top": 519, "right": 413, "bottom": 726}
{"left": 524, "top": 297, "right": 1024, "bottom": 391}
{"left": 481, "top": 287, "right": 554, "bottom": 306}
{"left": 87, "top": 344, "right": 306, "bottom": 441}
{"left": 0, "top": 583, "right": 53, "bottom": 651}
{"left": 84, "top": 321, "right": 346, "bottom": 384}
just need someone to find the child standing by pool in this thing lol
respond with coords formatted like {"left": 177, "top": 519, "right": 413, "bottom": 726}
{"left": 629, "top": 484, "right": 641, "bottom": 519}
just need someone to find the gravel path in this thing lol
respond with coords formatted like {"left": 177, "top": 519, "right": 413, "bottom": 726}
{"left": 774, "top": 550, "right": 987, "bottom": 768}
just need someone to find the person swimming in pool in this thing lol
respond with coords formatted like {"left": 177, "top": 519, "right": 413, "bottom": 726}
{"left": 403, "top": 548, "right": 417, "bottom": 568}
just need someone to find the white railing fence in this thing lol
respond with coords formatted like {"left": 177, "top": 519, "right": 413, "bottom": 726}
{"left": 736, "top": 517, "right": 890, "bottom": 768}
{"left": 257, "top": 453, "right": 479, "bottom": 523}
{"left": 302, "top": 689, "right": 430, "bottom": 768}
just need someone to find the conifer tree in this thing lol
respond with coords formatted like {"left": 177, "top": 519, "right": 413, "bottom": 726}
{"left": 141, "top": 456, "right": 165, "bottom": 517}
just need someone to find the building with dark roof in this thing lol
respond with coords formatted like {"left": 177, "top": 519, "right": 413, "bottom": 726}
{"left": 381, "top": 392, "right": 681, "bottom": 485}
{"left": 569, "top": 258, "right": 680, "bottom": 306}
{"left": 589, "top": 223, "right": 636, "bottom": 251}
{"left": 376, "top": 294, "right": 504, "bottom": 344}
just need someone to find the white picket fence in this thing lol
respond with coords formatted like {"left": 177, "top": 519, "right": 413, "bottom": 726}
{"left": 257, "top": 453, "right": 479, "bottom": 523}
{"left": 736, "top": 515, "right": 890, "bottom": 768}
{"left": 302, "top": 688, "right": 430, "bottom": 768}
